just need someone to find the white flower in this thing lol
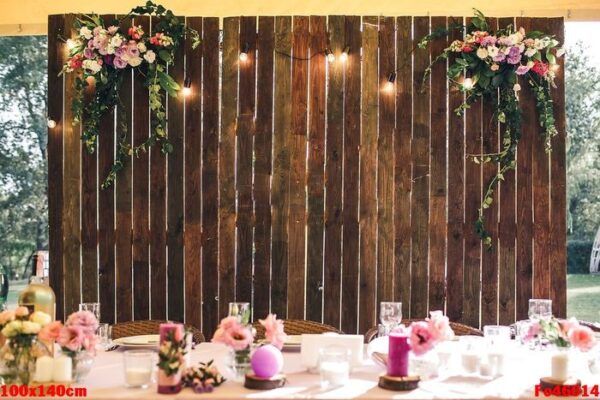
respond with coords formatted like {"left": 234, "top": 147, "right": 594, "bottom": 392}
{"left": 110, "top": 35, "right": 123, "bottom": 48}
{"left": 476, "top": 47, "right": 488, "bottom": 59}
{"left": 137, "top": 42, "right": 147, "bottom": 53}
{"left": 534, "top": 39, "right": 544, "bottom": 50}
{"left": 527, "top": 60, "right": 535, "bottom": 68}
{"left": 524, "top": 48, "right": 537, "bottom": 58}
{"left": 83, "top": 60, "right": 102, "bottom": 74}
{"left": 487, "top": 46, "right": 499, "bottom": 58}
{"left": 556, "top": 48, "right": 565, "bottom": 58}
{"left": 513, "top": 83, "right": 521, "bottom": 92}
{"left": 30, "top": 311, "right": 51, "bottom": 327}
{"left": 80, "top": 27, "right": 93, "bottom": 40}
{"left": 551, "top": 39, "right": 559, "bottom": 47}
{"left": 1, "top": 320, "right": 22, "bottom": 338}
{"left": 21, "top": 321, "right": 41, "bottom": 335}
{"left": 128, "top": 56, "right": 143, "bottom": 67}
{"left": 508, "top": 34, "right": 519, "bottom": 45}
{"left": 144, "top": 50, "right": 156, "bottom": 64}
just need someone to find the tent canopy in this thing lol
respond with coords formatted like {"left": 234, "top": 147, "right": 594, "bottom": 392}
{"left": 1, "top": 0, "right": 599, "bottom": 35}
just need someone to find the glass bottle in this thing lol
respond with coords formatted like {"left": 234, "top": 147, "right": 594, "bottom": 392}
{"left": 18, "top": 276, "right": 56, "bottom": 320}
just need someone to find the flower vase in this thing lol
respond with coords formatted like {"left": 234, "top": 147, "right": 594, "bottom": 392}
{"left": 228, "top": 348, "right": 251, "bottom": 382}
{"left": 157, "top": 369, "right": 182, "bottom": 394}
{"left": 71, "top": 350, "right": 94, "bottom": 383}
{"left": 0, "top": 336, "right": 45, "bottom": 385}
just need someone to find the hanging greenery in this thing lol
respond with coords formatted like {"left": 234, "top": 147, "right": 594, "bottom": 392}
{"left": 61, "top": 1, "right": 200, "bottom": 188}
{"left": 418, "top": 10, "right": 563, "bottom": 246}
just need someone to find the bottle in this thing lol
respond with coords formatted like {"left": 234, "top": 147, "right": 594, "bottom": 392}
{"left": 18, "top": 276, "right": 56, "bottom": 320}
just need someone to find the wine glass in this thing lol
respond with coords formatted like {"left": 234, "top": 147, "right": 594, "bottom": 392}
{"left": 379, "top": 302, "right": 402, "bottom": 334}
{"left": 528, "top": 299, "right": 552, "bottom": 321}
{"left": 79, "top": 302, "right": 101, "bottom": 321}
{"left": 228, "top": 302, "right": 251, "bottom": 324}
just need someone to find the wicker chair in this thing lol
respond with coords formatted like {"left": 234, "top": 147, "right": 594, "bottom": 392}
{"left": 364, "top": 318, "right": 483, "bottom": 343}
{"left": 111, "top": 320, "right": 205, "bottom": 344}
{"left": 253, "top": 319, "right": 343, "bottom": 341}
{"left": 576, "top": 320, "right": 600, "bottom": 332}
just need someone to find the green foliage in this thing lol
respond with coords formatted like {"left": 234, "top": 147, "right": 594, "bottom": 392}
{"left": 567, "top": 240, "right": 593, "bottom": 274}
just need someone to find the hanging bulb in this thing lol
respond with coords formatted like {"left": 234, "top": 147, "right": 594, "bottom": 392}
{"left": 47, "top": 119, "right": 57, "bottom": 129}
{"left": 239, "top": 42, "right": 250, "bottom": 62}
{"left": 384, "top": 72, "right": 396, "bottom": 93}
{"left": 325, "top": 48, "right": 335, "bottom": 63}
{"left": 339, "top": 46, "right": 350, "bottom": 63}
{"left": 182, "top": 77, "right": 192, "bottom": 97}
{"left": 462, "top": 77, "right": 474, "bottom": 90}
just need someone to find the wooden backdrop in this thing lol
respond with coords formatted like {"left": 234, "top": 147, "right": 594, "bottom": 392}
{"left": 47, "top": 15, "right": 567, "bottom": 336}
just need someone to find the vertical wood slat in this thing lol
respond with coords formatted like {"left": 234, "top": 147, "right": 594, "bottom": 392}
{"left": 428, "top": 16, "right": 447, "bottom": 313}
{"left": 115, "top": 16, "right": 134, "bottom": 323}
{"left": 516, "top": 17, "right": 534, "bottom": 321}
{"left": 359, "top": 15, "right": 378, "bottom": 333}
{"left": 184, "top": 16, "right": 203, "bottom": 329}
{"left": 498, "top": 17, "right": 517, "bottom": 325}
{"left": 446, "top": 17, "right": 465, "bottom": 322}
{"left": 394, "top": 16, "right": 412, "bottom": 318}
{"left": 548, "top": 17, "right": 567, "bottom": 318}
{"left": 132, "top": 17, "right": 151, "bottom": 321}
{"left": 48, "top": 15, "right": 65, "bottom": 320}
{"left": 288, "top": 16, "right": 309, "bottom": 320}
{"left": 306, "top": 16, "right": 326, "bottom": 322}
{"left": 342, "top": 15, "right": 361, "bottom": 334}
{"left": 377, "top": 16, "right": 396, "bottom": 308}
{"left": 201, "top": 17, "right": 220, "bottom": 333}
{"left": 218, "top": 17, "right": 239, "bottom": 319}
{"left": 254, "top": 16, "right": 275, "bottom": 319}
{"left": 236, "top": 16, "right": 257, "bottom": 305}
{"left": 271, "top": 16, "right": 292, "bottom": 317}
{"left": 410, "top": 16, "right": 430, "bottom": 319}
{"left": 323, "top": 15, "right": 344, "bottom": 328}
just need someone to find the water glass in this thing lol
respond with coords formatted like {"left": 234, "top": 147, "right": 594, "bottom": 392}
{"left": 228, "top": 302, "right": 251, "bottom": 324}
{"left": 79, "top": 302, "right": 101, "bottom": 321}
{"left": 483, "top": 325, "right": 512, "bottom": 346}
{"left": 123, "top": 350, "right": 154, "bottom": 388}
{"left": 319, "top": 346, "right": 350, "bottom": 388}
{"left": 379, "top": 302, "right": 402, "bottom": 333}
{"left": 97, "top": 323, "right": 112, "bottom": 348}
{"left": 528, "top": 299, "right": 552, "bottom": 320}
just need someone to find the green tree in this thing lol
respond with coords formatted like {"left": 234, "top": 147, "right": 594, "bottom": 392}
{"left": 0, "top": 36, "right": 48, "bottom": 278}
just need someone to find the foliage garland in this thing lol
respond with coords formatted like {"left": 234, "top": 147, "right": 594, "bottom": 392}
{"left": 419, "top": 10, "right": 563, "bottom": 246}
{"left": 61, "top": 1, "right": 200, "bottom": 188}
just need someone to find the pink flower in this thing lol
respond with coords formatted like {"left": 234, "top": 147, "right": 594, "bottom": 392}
{"left": 84, "top": 48, "right": 95, "bottom": 59}
{"left": 516, "top": 65, "right": 531, "bottom": 75}
{"left": 568, "top": 326, "right": 596, "bottom": 352}
{"left": 408, "top": 321, "right": 436, "bottom": 356}
{"left": 426, "top": 311, "right": 454, "bottom": 341}
{"left": 212, "top": 317, "right": 253, "bottom": 351}
{"left": 107, "top": 26, "right": 119, "bottom": 35}
{"left": 114, "top": 56, "right": 127, "bottom": 69}
{"left": 58, "top": 325, "right": 85, "bottom": 352}
{"left": 259, "top": 314, "right": 287, "bottom": 350}
{"left": 559, "top": 318, "right": 580, "bottom": 334}
{"left": 127, "top": 40, "right": 140, "bottom": 58}
{"left": 524, "top": 321, "right": 540, "bottom": 341}
{"left": 66, "top": 311, "right": 98, "bottom": 335}
{"left": 38, "top": 321, "right": 63, "bottom": 342}
{"left": 531, "top": 60, "right": 549, "bottom": 77}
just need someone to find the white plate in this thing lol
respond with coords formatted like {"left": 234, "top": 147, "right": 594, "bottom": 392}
{"left": 282, "top": 335, "right": 302, "bottom": 352}
{"left": 113, "top": 334, "right": 160, "bottom": 348}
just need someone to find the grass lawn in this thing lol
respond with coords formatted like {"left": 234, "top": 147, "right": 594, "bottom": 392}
{"left": 567, "top": 274, "right": 600, "bottom": 322}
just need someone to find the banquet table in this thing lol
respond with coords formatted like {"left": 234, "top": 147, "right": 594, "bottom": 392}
{"left": 73, "top": 340, "right": 598, "bottom": 400}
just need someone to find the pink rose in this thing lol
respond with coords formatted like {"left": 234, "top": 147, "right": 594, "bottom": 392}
{"left": 259, "top": 314, "right": 287, "bottom": 350}
{"left": 568, "top": 326, "right": 596, "bottom": 352}
{"left": 516, "top": 65, "right": 531, "bottom": 75}
{"left": 58, "top": 325, "right": 85, "bottom": 352}
{"left": 408, "top": 321, "right": 436, "bottom": 356}
{"left": 39, "top": 321, "right": 64, "bottom": 342}
{"left": 15, "top": 306, "right": 29, "bottom": 318}
{"left": 66, "top": 311, "right": 98, "bottom": 335}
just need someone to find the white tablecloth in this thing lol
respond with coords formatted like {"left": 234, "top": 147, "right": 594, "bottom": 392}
{"left": 77, "top": 341, "right": 597, "bottom": 400}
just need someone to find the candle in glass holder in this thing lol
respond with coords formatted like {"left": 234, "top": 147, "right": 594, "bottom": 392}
{"left": 387, "top": 332, "right": 410, "bottom": 377}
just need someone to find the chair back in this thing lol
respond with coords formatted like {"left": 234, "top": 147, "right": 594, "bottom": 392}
{"left": 111, "top": 320, "right": 205, "bottom": 344}
{"left": 253, "top": 319, "right": 342, "bottom": 341}
{"left": 364, "top": 319, "right": 483, "bottom": 343}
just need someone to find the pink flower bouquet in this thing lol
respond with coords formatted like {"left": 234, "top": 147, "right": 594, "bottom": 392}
{"left": 258, "top": 314, "right": 287, "bottom": 350}
{"left": 393, "top": 310, "right": 455, "bottom": 356}
{"left": 212, "top": 316, "right": 253, "bottom": 351}
{"left": 526, "top": 317, "right": 596, "bottom": 352}
{"left": 55, "top": 310, "right": 99, "bottom": 357}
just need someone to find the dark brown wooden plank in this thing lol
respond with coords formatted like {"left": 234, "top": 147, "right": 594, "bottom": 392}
{"left": 254, "top": 16, "right": 275, "bottom": 320}
{"left": 428, "top": 16, "right": 447, "bottom": 313}
{"left": 150, "top": 17, "right": 167, "bottom": 321}
{"left": 306, "top": 15, "right": 326, "bottom": 323}
{"left": 378, "top": 16, "right": 396, "bottom": 312}
{"left": 410, "top": 16, "right": 430, "bottom": 320}
{"left": 48, "top": 15, "right": 65, "bottom": 320}
{"left": 115, "top": 15, "right": 134, "bottom": 322}
{"left": 498, "top": 17, "right": 517, "bottom": 325}
{"left": 516, "top": 17, "right": 534, "bottom": 321}
{"left": 359, "top": 16, "right": 378, "bottom": 334}
{"left": 446, "top": 18, "right": 465, "bottom": 323}
{"left": 201, "top": 17, "right": 220, "bottom": 333}
{"left": 184, "top": 17, "right": 203, "bottom": 329}
{"left": 97, "top": 14, "right": 116, "bottom": 323}
{"left": 271, "top": 16, "right": 292, "bottom": 317}
{"left": 132, "top": 16, "right": 150, "bottom": 321}
{"left": 548, "top": 18, "right": 567, "bottom": 319}
{"left": 394, "top": 16, "right": 412, "bottom": 318}
{"left": 219, "top": 17, "right": 239, "bottom": 319}
{"left": 236, "top": 16, "right": 257, "bottom": 306}
{"left": 288, "top": 16, "right": 309, "bottom": 320}
{"left": 323, "top": 15, "right": 344, "bottom": 328}
{"left": 342, "top": 15, "right": 361, "bottom": 333}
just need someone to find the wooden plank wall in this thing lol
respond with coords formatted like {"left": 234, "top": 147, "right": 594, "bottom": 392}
{"left": 48, "top": 15, "right": 567, "bottom": 334}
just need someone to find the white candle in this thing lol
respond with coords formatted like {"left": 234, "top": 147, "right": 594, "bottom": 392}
{"left": 320, "top": 361, "right": 349, "bottom": 387}
{"left": 125, "top": 368, "right": 152, "bottom": 387}
{"left": 551, "top": 352, "right": 569, "bottom": 382}
{"left": 488, "top": 352, "right": 505, "bottom": 376}
{"left": 34, "top": 356, "right": 54, "bottom": 382}
{"left": 461, "top": 352, "right": 480, "bottom": 374}
{"left": 479, "top": 362, "right": 493, "bottom": 377}
{"left": 52, "top": 356, "right": 72, "bottom": 382}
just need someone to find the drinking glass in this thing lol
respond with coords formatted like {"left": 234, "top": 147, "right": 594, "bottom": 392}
{"left": 483, "top": 325, "right": 512, "bottom": 346}
{"left": 123, "top": 350, "right": 154, "bottom": 388}
{"left": 528, "top": 299, "right": 552, "bottom": 320}
{"left": 79, "top": 302, "right": 101, "bottom": 321}
{"left": 319, "top": 346, "right": 350, "bottom": 388}
{"left": 379, "top": 302, "right": 402, "bottom": 334}
{"left": 228, "top": 302, "right": 251, "bottom": 324}
{"left": 97, "top": 323, "right": 112, "bottom": 348}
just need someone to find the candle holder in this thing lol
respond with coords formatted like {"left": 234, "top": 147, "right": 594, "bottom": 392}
{"left": 378, "top": 331, "right": 420, "bottom": 391}
{"left": 378, "top": 375, "right": 420, "bottom": 391}
{"left": 244, "top": 374, "right": 286, "bottom": 390}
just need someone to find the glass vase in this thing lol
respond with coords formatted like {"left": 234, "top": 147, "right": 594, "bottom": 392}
{"left": 71, "top": 350, "right": 94, "bottom": 383}
{"left": 0, "top": 335, "right": 46, "bottom": 385}
{"left": 228, "top": 348, "right": 251, "bottom": 382}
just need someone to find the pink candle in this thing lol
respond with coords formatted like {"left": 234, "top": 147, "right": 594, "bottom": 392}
{"left": 387, "top": 332, "right": 410, "bottom": 377}
{"left": 158, "top": 323, "right": 184, "bottom": 394}
{"left": 159, "top": 322, "right": 183, "bottom": 343}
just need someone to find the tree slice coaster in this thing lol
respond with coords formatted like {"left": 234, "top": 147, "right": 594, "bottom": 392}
{"left": 378, "top": 374, "right": 420, "bottom": 391}
{"left": 244, "top": 374, "right": 286, "bottom": 390}
{"left": 539, "top": 376, "right": 581, "bottom": 391}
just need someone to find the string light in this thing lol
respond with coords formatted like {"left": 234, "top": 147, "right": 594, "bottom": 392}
{"left": 339, "top": 46, "right": 350, "bottom": 63}
{"left": 325, "top": 48, "right": 335, "bottom": 63}
{"left": 384, "top": 72, "right": 396, "bottom": 93}
{"left": 462, "top": 77, "right": 474, "bottom": 90}
{"left": 182, "top": 77, "right": 192, "bottom": 97}
{"left": 239, "top": 42, "right": 250, "bottom": 62}
{"left": 47, "top": 119, "right": 57, "bottom": 129}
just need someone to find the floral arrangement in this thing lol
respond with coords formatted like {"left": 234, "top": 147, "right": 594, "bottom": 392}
{"left": 38, "top": 311, "right": 99, "bottom": 357}
{"left": 182, "top": 360, "right": 225, "bottom": 393}
{"left": 419, "top": 10, "right": 564, "bottom": 245}
{"left": 212, "top": 316, "right": 254, "bottom": 351}
{"left": 525, "top": 317, "right": 596, "bottom": 351}
{"left": 157, "top": 329, "right": 191, "bottom": 377}
{"left": 62, "top": 1, "right": 200, "bottom": 188}
{"left": 393, "top": 311, "right": 455, "bottom": 355}
{"left": 258, "top": 314, "right": 287, "bottom": 350}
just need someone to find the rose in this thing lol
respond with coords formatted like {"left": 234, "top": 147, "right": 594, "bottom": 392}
{"left": 30, "top": 311, "right": 51, "bottom": 327}
{"left": 211, "top": 316, "right": 254, "bottom": 351}
{"left": 516, "top": 65, "right": 531, "bottom": 75}
{"left": 137, "top": 42, "right": 147, "bottom": 53}
{"left": 476, "top": 47, "right": 488, "bottom": 59}
{"left": 427, "top": 311, "right": 454, "bottom": 341}
{"left": 66, "top": 310, "right": 98, "bottom": 335}
{"left": 531, "top": 60, "right": 549, "bottom": 77}
{"left": 38, "top": 321, "right": 63, "bottom": 342}
{"left": 487, "top": 46, "right": 499, "bottom": 58}
{"left": 408, "top": 321, "right": 436, "bottom": 355}
{"left": 568, "top": 326, "right": 596, "bottom": 352}
{"left": 128, "top": 57, "right": 143, "bottom": 67}
{"left": 461, "top": 45, "right": 473, "bottom": 53}
{"left": 1, "top": 320, "right": 22, "bottom": 338}
{"left": 15, "top": 306, "right": 29, "bottom": 318}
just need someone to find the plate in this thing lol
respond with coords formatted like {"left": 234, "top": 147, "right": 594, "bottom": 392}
{"left": 282, "top": 335, "right": 302, "bottom": 352}
{"left": 113, "top": 334, "right": 160, "bottom": 348}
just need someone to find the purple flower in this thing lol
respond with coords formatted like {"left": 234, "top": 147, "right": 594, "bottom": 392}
{"left": 87, "top": 39, "right": 94, "bottom": 49}
{"left": 481, "top": 36, "right": 497, "bottom": 47}
{"left": 493, "top": 51, "right": 506, "bottom": 63}
{"left": 113, "top": 56, "right": 127, "bottom": 69}
{"left": 497, "top": 37, "right": 512, "bottom": 46}
{"left": 515, "top": 65, "right": 531, "bottom": 75}
{"left": 114, "top": 47, "right": 125, "bottom": 58}
{"left": 84, "top": 48, "right": 95, "bottom": 59}
{"left": 506, "top": 46, "right": 522, "bottom": 65}
{"left": 127, "top": 41, "right": 140, "bottom": 58}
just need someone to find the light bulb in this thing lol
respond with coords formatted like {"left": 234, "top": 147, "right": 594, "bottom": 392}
{"left": 182, "top": 87, "right": 192, "bottom": 96}
{"left": 551, "top": 64, "right": 560, "bottom": 72}
{"left": 239, "top": 52, "right": 248, "bottom": 62}
{"left": 325, "top": 49, "right": 335, "bottom": 63}
{"left": 463, "top": 78, "right": 474, "bottom": 90}
{"left": 340, "top": 46, "right": 350, "bottom": 63}
{"left": 384, "top": 81, "right": 394, "bottom": 93}
{"left": 47, "top": 119, "right": 57, "bottom": 129}
{"left": 182, "top": 77, "right": 192, "bottom": 96}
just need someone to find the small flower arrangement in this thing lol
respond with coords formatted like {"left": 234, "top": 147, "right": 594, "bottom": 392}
{"left": 525, "top": 317, "right": 596, "bottom": 351}
{"left": 182, "top": 360, "right": 225, "bottom": 393}
{"left": 212, "top": 316, "right": 254, "bottom": 351}
{"left": 37, "top": 311, "right": 99, "bottom": 357}
{"left": 258, "top": 314, "right": 287, "bottom": 350}
{"left": 157, "top": 329, "right": 191, "bottom": 377}
{"left": 394, "top": 311, "right": 455, "bottom": 356}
